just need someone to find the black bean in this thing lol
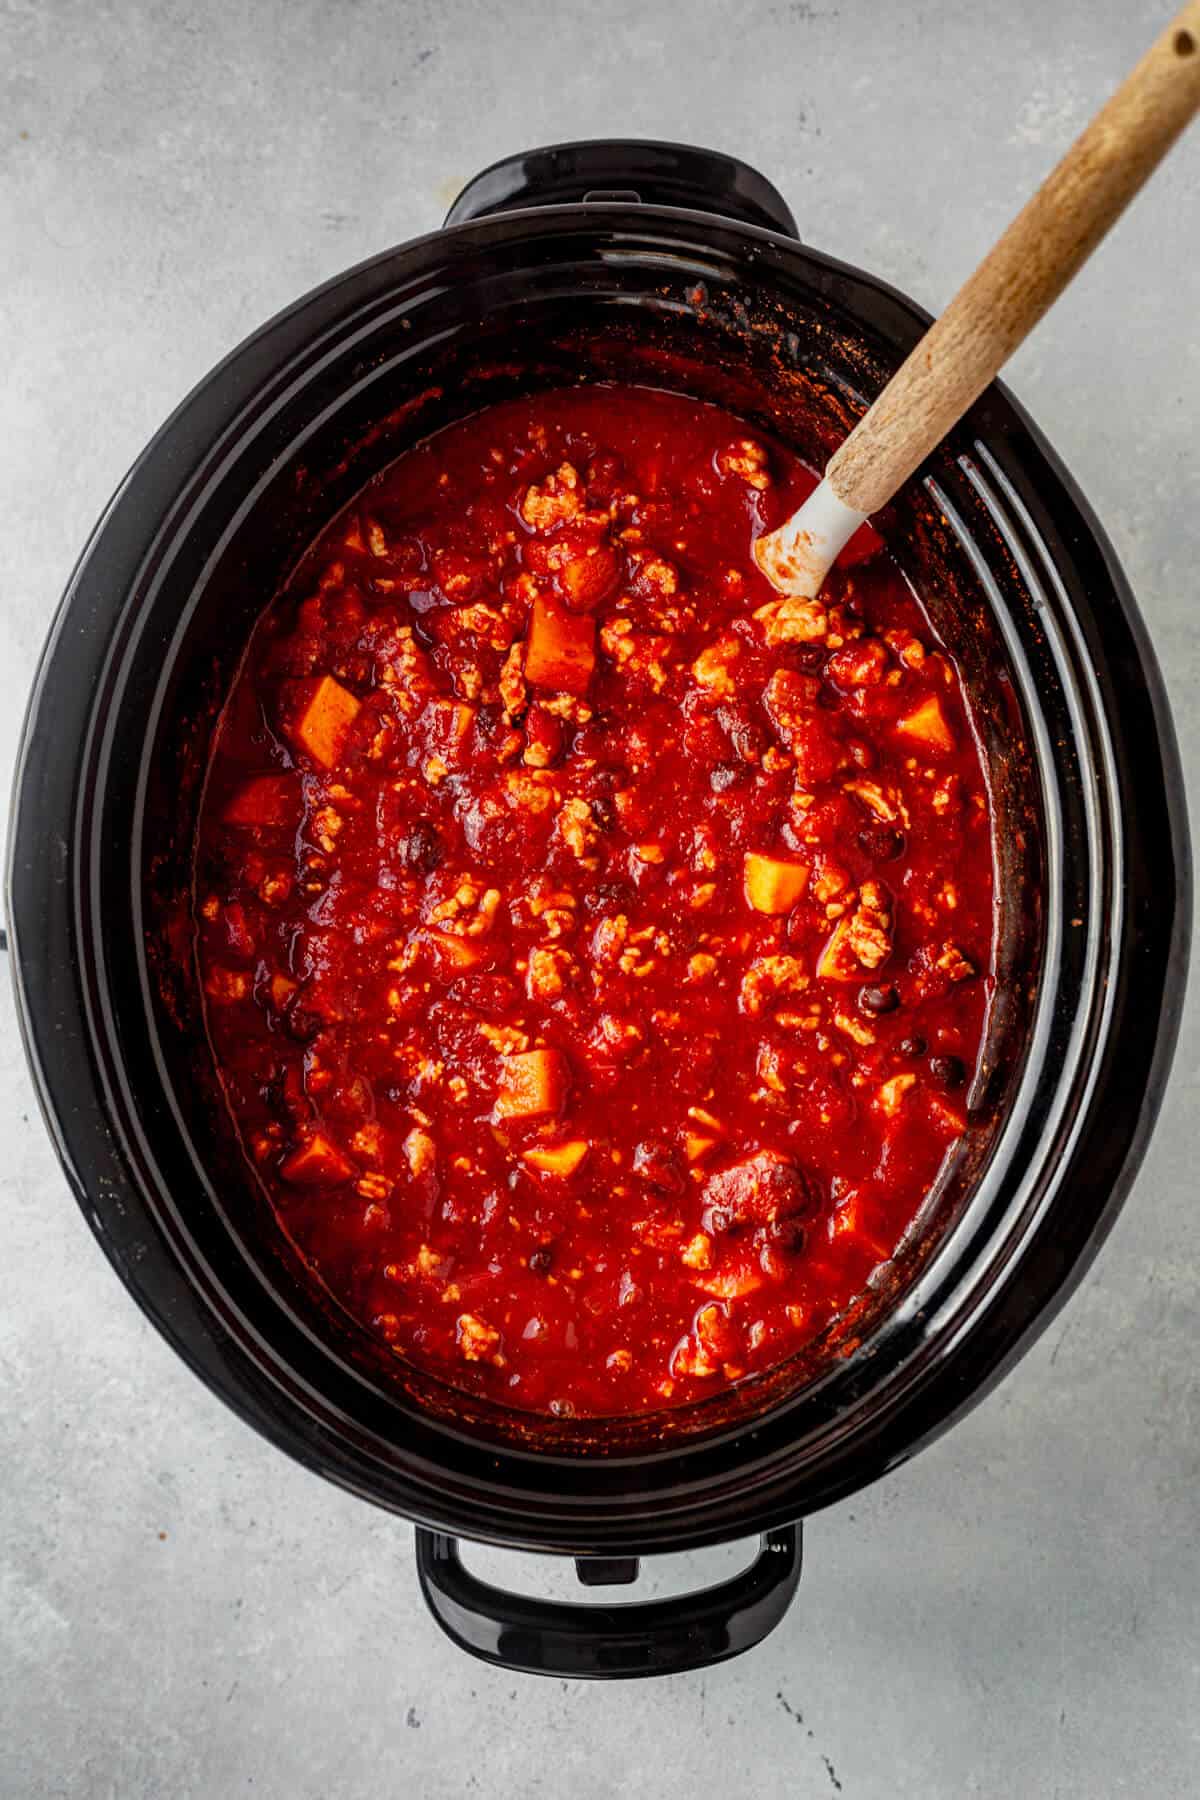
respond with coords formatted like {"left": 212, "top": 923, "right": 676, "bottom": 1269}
{"left": 284, "top": 1008, "right": 322, "bottom": 1043}
{"left": 785, "top": 643, "right": 826, "bottom": 671}
{"left": 898, "top": 1036, "right": 927, "bottom": 1059}
{"left": 401, "top": 819, "right": 443, "bottom": 874}
{"left": 929, "top": 1054, "right": 967, "bottom": 1090}
{"left": 765, "top": 1217, "right": 807, "bottom": 1255}
{"left": 717, "top": 706, "right": 767, "bottom": 763}
{"left": 448, "top": 973, "right": 518, "bottom": 1014}
{"left": 859, "top": 983, "right": 900, "bottom": 1015}
{"left": 857, "top": 824, "right": 905, "bottom": 862}
{"left": 584, "top": 880, "right": 634, "bottom": 914}
{"left": 633, "top": 1141, "right": 685, "bottom": 1193}
{"left": 528, "top": 1246, "right": 554, "bottom": 1274}
{"left": 784, "top": 908, "right": 809, "bottom": 945}
{"left": 733, "top": 722, "right": 767, "bottom": 760}
{"left": 590, "top": 796, "right": 617, "bottom": 833}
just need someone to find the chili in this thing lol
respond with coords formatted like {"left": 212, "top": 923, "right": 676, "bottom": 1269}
{"left": 195, "top": 384, "right": 994, "bottom": 1418}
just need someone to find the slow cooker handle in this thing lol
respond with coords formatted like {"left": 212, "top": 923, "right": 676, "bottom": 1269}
{"left": 443, "top": 139, "right": 799, "bottom": 237}
{"left": 413, "top": 1523, "right": 802, "bottom": 1678}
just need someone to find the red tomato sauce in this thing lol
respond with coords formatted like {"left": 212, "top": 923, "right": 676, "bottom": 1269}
{"left": 195, "top": 384, "right": 995, "bottom": 1418}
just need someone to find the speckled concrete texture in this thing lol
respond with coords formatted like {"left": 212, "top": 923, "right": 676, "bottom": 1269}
{"left": 2, "top": 2, "right": 1197, "bottom": 1794}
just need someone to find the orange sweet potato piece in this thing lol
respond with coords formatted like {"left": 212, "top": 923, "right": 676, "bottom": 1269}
{"left": 288, "top": 675, "right": 361, "bottom": 769}
{"left": 522, "top": 1138, "right": 589, "bottom": 1177}
{"left": 524, "top": 597, "right": 595, "bottom": 695}
{"left": 223, "top": 774, "right": 298, "bottom": 828}
{"left": 280, "top": 1131, "right": 356, "bottom": 1186}
{"left": 560, "top": 545, "right": 619, "bottom": 610}
{"left": 495, "top": 1047, "right": 568, "bottom": 1120}
{"left": 743, "top": 852, "right": 810, "bottom": 915}
{"left": 896, "top": 694, "right": 954, "bottom": 754}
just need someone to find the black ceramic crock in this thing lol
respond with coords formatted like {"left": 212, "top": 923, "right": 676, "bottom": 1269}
{"left": 7, "top": 141, "right": 1190, "bottom": 1679}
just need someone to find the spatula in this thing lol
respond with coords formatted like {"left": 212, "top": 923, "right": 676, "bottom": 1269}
{"left": 754, "top": 3, "right": 1200, "bottom": 599}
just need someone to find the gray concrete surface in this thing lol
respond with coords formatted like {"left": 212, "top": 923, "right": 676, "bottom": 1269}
{"left": 2, "top": 1, "right": 1197, "bottom": 1794}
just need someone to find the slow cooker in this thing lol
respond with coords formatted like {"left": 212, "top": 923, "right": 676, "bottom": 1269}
{"left": 7, "top": 140, "right": 1189, "bottom": 1678}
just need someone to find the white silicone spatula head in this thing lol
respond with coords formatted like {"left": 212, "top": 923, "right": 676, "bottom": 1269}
{"left": 754, "top": 2, "right": 1200, "bottom": 600}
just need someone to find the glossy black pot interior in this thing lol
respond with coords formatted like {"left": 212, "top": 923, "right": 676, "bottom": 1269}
{"left": 8, "top": 142, "right": 1189, "bottom": 1677}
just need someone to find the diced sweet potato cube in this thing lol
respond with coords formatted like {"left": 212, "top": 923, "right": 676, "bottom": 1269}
{"left": 289, "top": 675, "right": 361, "bottom": 769}
{"left": 495, "top": 1047, "right": 568, "bottom": 1120}
{"left": 280, "top": 1131, "right": 356, "bottom": 1186}
{"left": 743, "top": 852, "right": 810, "bottom": 915}
{"left": 524, "top": 597, "right": 595, "bottom": 695}
{"left": 560, "top": 545, "right": 619, "bottom": 610}
{"left": 223, "top": 774, "right": 298, "bottom": 828}
{"left": 522, "top": 1139, "right": 589, "bottom": 1177}
{"left": 685, "top": 1133, "right": 718, "bottom": 1163}
{"left": 896, "top": 694, "right": 954, "bottom": 754}
{"left": 270, "top": 973, "right": 298, "bottom": 1008}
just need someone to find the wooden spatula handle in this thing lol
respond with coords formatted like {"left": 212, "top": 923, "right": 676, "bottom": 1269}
{"left": 827, "top": 3, "right": 1200, "bottom": 517}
